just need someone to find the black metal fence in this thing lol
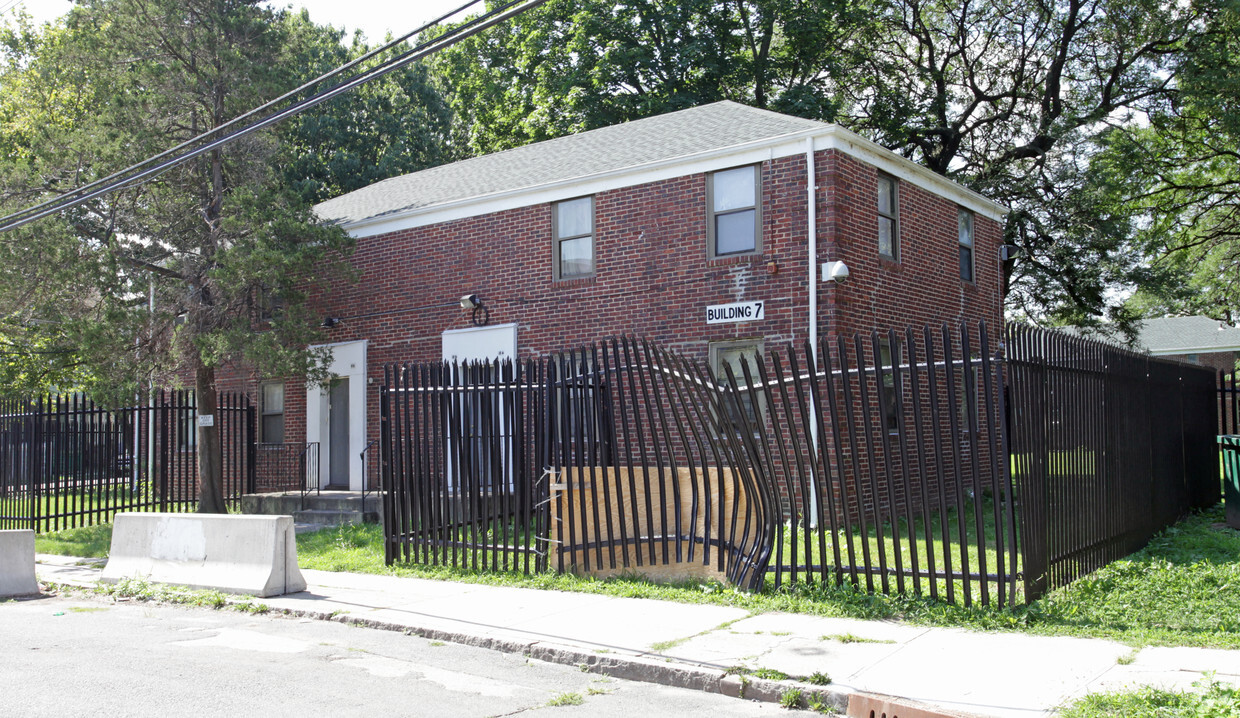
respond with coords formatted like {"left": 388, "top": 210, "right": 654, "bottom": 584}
{"left": 1221, "top": 371, "right": 1238, "bottom": 436}
{"left": 254, "top": 441, "right": 319, "bottom": 495}
{"left": 0, "top": 391, "right": 255, "bottom": 532}
{"left": 380, "top": 324, "right": 1022, "bottom": 604}
{"left": 381, "top": 322, "right": 1220, "bottom": 605}
{"left": 1007, "top": 326, "right": 1219, "bottom": 600}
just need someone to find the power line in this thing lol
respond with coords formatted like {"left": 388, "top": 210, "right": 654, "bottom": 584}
{"left": 0, "top": 0, "right": 549, "bottom": 233}
{"left": 0, "top": 0, "right": 485, "bottom": 231}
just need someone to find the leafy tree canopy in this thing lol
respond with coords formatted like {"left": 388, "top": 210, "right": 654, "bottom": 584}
{"left": 0, "top": 0, "right": 452, "bottom": 509}
{"left": 430, "top": 0, "right": 1226, "bottom": 332}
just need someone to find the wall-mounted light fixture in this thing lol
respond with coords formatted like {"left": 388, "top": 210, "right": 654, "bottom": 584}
{"left": 460, "top": 294, "right": 489, "bottom": 326}
{"left": 821, "top": 261, "right": 850, "bottom": 283}
{"left": 321, "top": 317, "right": 341, "bottom": 329}
{"left": 999, "top": 244, "right": 1024, "bottom": 262}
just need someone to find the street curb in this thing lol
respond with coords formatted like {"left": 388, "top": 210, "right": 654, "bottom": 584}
{"left": 277, "top": 606, "right": 852, "bottom": 713}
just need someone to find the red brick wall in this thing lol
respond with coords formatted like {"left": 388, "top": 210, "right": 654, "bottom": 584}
{"left": 212, "top": 148, "right": 1004, "bottom": 490}
{"left": 818, "top": 151, "right": 1003, "bottom": 341}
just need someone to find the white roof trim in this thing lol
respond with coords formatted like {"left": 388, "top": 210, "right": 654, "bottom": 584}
{"left": 338, "top": 125, "right": 1009, "bottom": 239}
{"left": 1148, "top": 345, "right": 1240, "bottom": 355}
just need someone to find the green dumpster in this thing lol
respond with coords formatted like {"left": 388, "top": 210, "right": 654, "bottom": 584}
{"left": 1222, "top": 436, "right": 1240, "bottom": 529}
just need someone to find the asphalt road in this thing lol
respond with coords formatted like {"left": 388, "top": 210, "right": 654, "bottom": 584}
{"left": 2, "top": 594, "right": 785, "bottom": 718}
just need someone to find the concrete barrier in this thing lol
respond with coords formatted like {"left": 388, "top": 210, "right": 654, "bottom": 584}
{"left": 101, "top": 513, "right": 306, "bottom": 597}
{"left": 0, "top": 529, "right": 39, "bottom": 597}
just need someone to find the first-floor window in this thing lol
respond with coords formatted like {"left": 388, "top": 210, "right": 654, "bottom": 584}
{"left": 879, "top": 338, "right": 900, "bottom": 434}
{"left": 261, "top": 382, "right": 285, "bottom": 444}
{"left": 710, "top": 340, "right": 765, "bottom": 435}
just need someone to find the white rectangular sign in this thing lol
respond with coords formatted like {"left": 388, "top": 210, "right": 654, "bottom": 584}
{"left": 706, "top": 300, "right": 765, "bottom": 325}
{"left": 197, "top": 414, "right": 214, "bottom": 427}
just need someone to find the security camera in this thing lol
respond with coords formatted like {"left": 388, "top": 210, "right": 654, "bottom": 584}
{"left": 460, "top": 294, "right": 479, "bottom": 310}
{"left": 821, "top": 261, "right": 850, "bottom": 283}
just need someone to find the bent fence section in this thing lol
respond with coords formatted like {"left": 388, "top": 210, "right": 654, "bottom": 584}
{"left": 381, "top": 324, "right": 1021, "bottom": 605}
{"left": 0, "top": 391, "right": 255, "bottom": 532}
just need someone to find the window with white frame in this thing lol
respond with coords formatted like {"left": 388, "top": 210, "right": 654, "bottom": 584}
{"left": 877, "top": 174, "right": 899, "bottom": 260}
{"left": 958, "top": 208, "right": 975, "bottom": 282}
{"left": 553, "top": 196, "right": 594, "bottom": 279}
{"left": 708, "top": 165, "right": 761, "bottom": 258}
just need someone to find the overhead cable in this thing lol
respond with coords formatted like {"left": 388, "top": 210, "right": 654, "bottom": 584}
{"left": 0, "top": 0, "right": 549, "bottom": 233}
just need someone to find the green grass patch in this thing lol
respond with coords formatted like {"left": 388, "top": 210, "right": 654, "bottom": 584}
{"left": 93, "top": 577, "right": 269, "bottom": 613}
{"left": 294, "top": 505, "right": 1240, "bottom": 649}
{"left": 34, "top": 523, "right": 113, "bottom": 558}
{"left": 1057, "top": 677, "right": 1240, "bottom": 717}
{"left": 769, "top": 493, "right": 1019, "bottom": 606}
{"left": 2, "top": 489, "right": 195, "bottom": 534}
{"left": 34, "top": 500, "right": 1240, "bottom": 649}
{"left": 546, "top": 692, "right": 584, "bottom": 707}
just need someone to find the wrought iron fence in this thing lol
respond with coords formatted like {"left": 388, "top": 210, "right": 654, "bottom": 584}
{"left": 1221, "top": 371, "right": 1238, "bottom": 436}
{"left": 0, "top": 390, "right": 254, "bottom": 532}
{"left": 381, "top": 322, "right": 1219, "bottom": 606}
{"left": 1006, "top": 326, "right": 1219, "bottom": 600}
{"left": 380, "top": 324, "right": 1022, "bottom": 604}
{"left": 254, "top": 441, "right": 319, "bottom": 495}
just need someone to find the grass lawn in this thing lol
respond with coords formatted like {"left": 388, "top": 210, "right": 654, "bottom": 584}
{"left": 1058, "top": 677, "right": 1240, "bottom": 717}
{"left": 2, "top": 488, "right": 193, "bottom": 533}
{"left": 34, "top": 501, "right": 1240, "bottom": 648}
{"left": 768, "top": 495, "right": 1019, "bottom": 607}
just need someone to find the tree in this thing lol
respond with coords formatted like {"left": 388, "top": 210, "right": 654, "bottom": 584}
{"left": 277, "top": 11, "right": 457, "bottom": 204}
{"left": 429, "top": 0, "right": 874, "bottom": 155}
{"left": 0, "top": 1, "right": 354, "bottom": 512}
{"left": 1094, "top": 0, "right": 1240, "bottom": 323}
{"left": 429, "top": 0, "right": 1214, "bottom": 328}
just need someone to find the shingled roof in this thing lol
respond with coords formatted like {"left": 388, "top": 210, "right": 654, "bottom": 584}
{"left": 1137, "top": 315, "right": 1240, "bottom": 354}
{"left": 314, "top": 101, "right": 826, "bottom": 228}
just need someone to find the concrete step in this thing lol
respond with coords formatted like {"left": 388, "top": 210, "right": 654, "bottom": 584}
{"left": 241, "top": 491, "right": 381, "bottom": 515}
{"left": 293, "top": 508, "right": 379, "bottom": 526}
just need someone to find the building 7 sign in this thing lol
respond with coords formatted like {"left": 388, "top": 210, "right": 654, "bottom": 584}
{"left": 706, "top": 301, "right": 765, "bottom": 324}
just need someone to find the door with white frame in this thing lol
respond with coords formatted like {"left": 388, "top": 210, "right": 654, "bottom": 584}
{"left": 441, "top": 324, "right": 518, "bottom": 493}
{"left": 306, "top": 340, "right": 367, "bottom": 491}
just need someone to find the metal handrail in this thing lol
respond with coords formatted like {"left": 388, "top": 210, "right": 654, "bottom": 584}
{"left": 360, "top": 438, "right": 379, "bottom": 520}
{"left": 299, "top": 441, "right": 320, "bottom": 511}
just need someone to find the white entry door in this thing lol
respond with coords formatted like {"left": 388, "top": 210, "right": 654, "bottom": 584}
{"left": 441, "top": 324, "right": 518, "bottom": 493}
{"left": 306, "top": 340, "right": 367, "bottom": 491}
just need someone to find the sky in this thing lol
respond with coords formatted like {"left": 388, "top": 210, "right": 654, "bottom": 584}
{"left": 6, "top": 0, "right": 478, "bottom": 42}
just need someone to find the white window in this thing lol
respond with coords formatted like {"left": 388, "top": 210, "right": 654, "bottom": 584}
{"left": 877, "top": 175, "right": 899, "bottom": 260}
{"left": 708, "top": 166, "right": 761, "bottom": 258}
{"left": 710, "top": 340, "right": 765, "bottom": 435}
{"left": 958, "top": 209, "right": 975, "bottom": 282}
{"left": 553, "top": 196, "right": 594, "bottom": 279}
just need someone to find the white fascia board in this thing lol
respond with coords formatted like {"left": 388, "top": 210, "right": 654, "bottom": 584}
{"left": 342, "top": 126, "right": 1009, "bottom": 239}
{"left": 813, "top": 127, "right": 1008, "bottom": 222}
{"left": 1148, "top": 345, "right": 1240, "bottom": 356}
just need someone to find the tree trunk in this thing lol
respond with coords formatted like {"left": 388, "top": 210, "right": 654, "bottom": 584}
{"left": 196, "top": 365, "right": 227, "bottom": 514}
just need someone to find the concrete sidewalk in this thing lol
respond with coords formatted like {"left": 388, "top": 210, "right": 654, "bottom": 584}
{"left": 33, "top": 554, "right": 1239, "bottom": 718}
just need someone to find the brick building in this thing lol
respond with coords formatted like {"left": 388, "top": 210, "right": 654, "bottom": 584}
{"left": 219, "top": 101, "right": 1007, "bottom": 491}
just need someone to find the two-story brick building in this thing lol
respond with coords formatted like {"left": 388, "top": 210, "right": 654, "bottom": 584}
{"left": 223, "top": 101, "right": 1007, "bottom": 491}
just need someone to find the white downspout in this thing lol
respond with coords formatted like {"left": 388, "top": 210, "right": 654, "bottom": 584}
{"left": 806, "top": 137, "right": 820, "bottom": 526}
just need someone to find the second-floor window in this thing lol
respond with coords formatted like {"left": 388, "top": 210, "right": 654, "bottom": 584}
{"left": 708, "top": 165, "right": 761, "bottom": 258}
{"left": 553, "top": 196, "right": 594, "bottom": 279}
{"left": 958, "top": 209, "right": 975, "bottom": 282}
{"left": 877, "top": 174, "right": 899, "bottom": 260}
